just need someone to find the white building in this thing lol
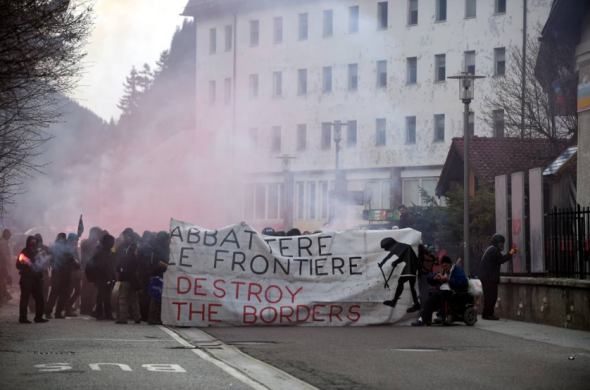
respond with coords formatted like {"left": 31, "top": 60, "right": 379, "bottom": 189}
{"left": 182, "top": 0, "right": 551, "bottom": 231}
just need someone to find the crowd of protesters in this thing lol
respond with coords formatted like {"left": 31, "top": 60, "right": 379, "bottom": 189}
{"left": 0, "top": 226, "right": 170, "bottom": 325}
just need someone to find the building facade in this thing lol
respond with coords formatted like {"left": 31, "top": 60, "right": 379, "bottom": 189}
{"left": 183, "top": 0, "right": 551, "bottom": 231}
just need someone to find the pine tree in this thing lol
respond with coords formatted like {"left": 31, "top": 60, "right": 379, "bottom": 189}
{"left": 137, "top": 63, "right": 154, "bottom": 94}
{"left": 117, "top": 66, "right": 141, "bottom": 116}
{"left": 155, "top": 50, "right": 170, "bottom": 77}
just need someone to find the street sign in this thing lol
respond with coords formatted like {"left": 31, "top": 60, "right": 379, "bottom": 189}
{"left": 364, "top": 209, "right": 400, "bottom": 221}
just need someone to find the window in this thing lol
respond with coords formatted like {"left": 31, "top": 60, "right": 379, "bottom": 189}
{"left": 308, "top": 182, "right": 316, "bottom": 219}
{"left": 468, "top": 111, "right": 475, "bottom": 135}
{"left": 409, "top": 0, "right": 418, "bottom": 25}
{"left": 406, "top": 116, "right": 416, "bottom": 144}
{"left": 376, "top": 118, "right": 386, "bottom": 146}
{"left": 224, "top": 78, "right": 231, "bottom": 104}
{"left": 495, "top": 0, "right": 506, "bottom": 14}
{"left": 377, "top": 60, "right": 387, "bottom": 88}
{"left": 465, "top": 51, "right": 475, "bottom": 75}
{"left": 434, "top": 114, "right": 445, "bottom": 142}
{"left": 465, "top": 0, "right": 476, "bottom": 18}
{"left": 268, "top": 184, "right": 280, "bottom": 220}
{"left": 273, "top": 17, "right": 283, "bottom": 44}
{"left": 323, "top": 9, "right": 333, "bottom": 37}
{"left": 407, "top": 57, "right": 417, "bottom": 84}
{"left": 297, "top": 124, "right": 306, "bottom": 150}
{"left": 250, "top": 20, "right": 259, "bottom": 46}
{"left": 436, "top": 0, "right": 447, "bottom": 22}
{"left": 349, "top": 5, "right": 359, "bottom": 33}
{"left": 493, "top": 109, "right": 505, "bottom": 137}
{"left": 403, "top": 178, "right": 439, "bottom": 206}
{"left": 494, "top": 48, "right": 506, "bottom": 76}
{"left": 296, "top": 182, "right": 305, "bottom": 219}
{"left": 225, "top": 25, "right": 232, "bottom": 51}
{"left": 298, "top": 13, "right": 308, "bottom": 40}
{"left": 298, "top": 69, "right": 307, "bottom": 95}
{"left": 365, "top": 181, "right": 391, "bottom": 208}
{"left": 273, "top": 71, "right": 282, "bottom": 96}
{"left": 255, "top": 184, "right": 266, "bottom": 220}
{"left": 378, "top": 2, "right": 388, "bottom": 29}
{"left": 271, "top": 126, "right": 281, "bottom": 152}
{"left": 347, "top": 120, "right": 357, "bottom": 147}
{"left": 320, "top": 181, "right": 329, "bottom": 219}
{"left": 209, "top": 28, "right": 216, "bottom": 54}
{"left": 244, "top": 184, "right": 254, "bottom": 220}
{"left": 348, "top": 64, "right": 358, "bottom": 90}
{"left": 322, "top": 66, "right": 332, "bottom": 93}
{"left": 321, "top": 122, "right": 331, "bottom": 149}
{"left": 435, "top": 54, "right": 446, "bottom": 81}
{"left": 209, "top": 80, "right": 216, "bottom": 103}
{"left": 249, "top": 74, "right": 258, "bottom": 98}
{"left": 248, "top": 128, "right": 257, "bottom": 150}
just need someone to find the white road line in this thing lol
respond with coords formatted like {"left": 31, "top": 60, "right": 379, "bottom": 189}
{"left": 39, "top": 339, "right": 174, "bottom": 342}
{"left": 159, "top": 326, "right": 269, "bottom": 390}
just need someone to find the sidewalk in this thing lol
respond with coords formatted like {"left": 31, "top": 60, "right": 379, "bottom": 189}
{"left": 476, "top": 317, "right": 590, "bottom": 351}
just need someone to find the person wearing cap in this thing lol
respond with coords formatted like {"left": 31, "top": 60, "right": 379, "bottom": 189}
{"left": 479, "top": 234, "right": 515, "bottom": 320}
{"left": 411, "top": 256, "right": 468, "bottom": 326}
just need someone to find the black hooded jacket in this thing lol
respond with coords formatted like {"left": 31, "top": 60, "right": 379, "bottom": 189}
{"left": 479, "top": 245, "right": 513, "bottom": 283}
{"left": 16, "top": 236, "right": 42, "bottom": 279}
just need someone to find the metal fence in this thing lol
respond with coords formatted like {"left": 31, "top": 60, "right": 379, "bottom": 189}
{"left": 544, "top": 206, "right": 590, "bottom": 279}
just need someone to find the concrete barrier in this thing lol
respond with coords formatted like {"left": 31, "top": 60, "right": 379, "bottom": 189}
{"left": 489, "top": 277, "right": 590, "bottom": 331}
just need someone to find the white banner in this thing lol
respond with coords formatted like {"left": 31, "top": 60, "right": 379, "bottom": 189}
{"left": 162, "top": 219, "right": 422, "bottom": 327}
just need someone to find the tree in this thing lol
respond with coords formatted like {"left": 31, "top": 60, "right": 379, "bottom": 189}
{"left": 0, "top": 0, "right": 94, "bottom": 214}
{"left": 117, "top": 66, "right": 142, "bottom": 117}
{"left": 417, "top": 187, "right": 495, "bottom": 259}
{"left": 483, "top": 32, "right": 577, "bottom": 141}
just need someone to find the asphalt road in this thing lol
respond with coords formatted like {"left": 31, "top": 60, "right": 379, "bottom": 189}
{"left": 0, "top": 299, "right": 251, "bottom": 390}
{"left": 202, "top": 324, "right": 590, "bottom": 390}
{"left": 1, "top": 294, "right": 589, "bottom": 390}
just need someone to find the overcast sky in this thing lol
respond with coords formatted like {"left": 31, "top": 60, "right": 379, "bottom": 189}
{"left": 73, "top": 0, "right": 189, "bottom": 121}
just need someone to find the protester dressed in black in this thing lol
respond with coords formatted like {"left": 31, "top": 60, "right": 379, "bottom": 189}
{"left": 479, "top": 234, "right": 515, "bottom": 320}
{"left": 16, "top": 236, "right": 48, "bottom": 323}
{"left": 93, "top": 234, "right": 117, "bottom": 321}
{"left": 80, "top": 227, "right": 102, "bottom": 315}
{"left": 148, "top": 231, "right": 169, "bottom": 325}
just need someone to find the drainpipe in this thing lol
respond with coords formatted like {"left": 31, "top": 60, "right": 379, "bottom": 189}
{"left": 521, "top": 0, "right": 527, "bottom": 138}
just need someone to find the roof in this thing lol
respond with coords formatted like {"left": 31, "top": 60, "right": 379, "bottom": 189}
{"left": 436, "top": 137, "right": 571, "bottom": 196}
{"left": 543, "top": 146, "right": 578, "bottom": 176}
{"left": 540, "top": 0, "right": 590, "bottom": 45}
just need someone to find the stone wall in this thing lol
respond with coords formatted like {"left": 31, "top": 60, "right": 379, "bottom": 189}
{"left": 491, "top": 277, "right": 590, "bottom": 331}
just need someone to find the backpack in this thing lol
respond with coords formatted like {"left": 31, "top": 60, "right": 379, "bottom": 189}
{"left": 418, "top": 245, "right": 436, "bottom": 275}
{"left": 85, "top": 256, "right": 96, "bottom": 283}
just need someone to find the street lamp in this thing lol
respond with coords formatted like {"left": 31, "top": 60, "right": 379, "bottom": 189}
{"left": 447, "top": 73, "right": 485, "bottom": 274}
{"left": 275, "top": 154, "right": 296, "bottom": 231}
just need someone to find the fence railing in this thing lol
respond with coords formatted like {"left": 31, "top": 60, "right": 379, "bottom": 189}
{"left": 544, "top": 205, "right": 590, "bottom": 279}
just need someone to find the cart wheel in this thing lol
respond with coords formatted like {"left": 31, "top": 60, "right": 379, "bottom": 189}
{"left": 463, "top": 308, "right": 477, "bottom": 326}
{"left": 443, "top": 314, "right": 453, "bottom": 326}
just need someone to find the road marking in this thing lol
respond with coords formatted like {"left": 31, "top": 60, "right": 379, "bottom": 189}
{"left": 159, "top": 326, "right": 318, "bottom": 390}
{"left": 39, "top": 339, "right": 174, "bottom": 342}
{"left": 90, "top": 363, "right": 133, "bottom": 371}
{"left": 159, "top": 326, "right": 269, "bottom": 390}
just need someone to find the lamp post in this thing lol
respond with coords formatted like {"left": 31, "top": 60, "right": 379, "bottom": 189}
{"left": 330, "top": 120, "right": 347, "bottom": 192}
{"left": 447, "top": 73, "right": 485, "bottom": 274}
{"left": 275, "top": 154, "right": 296, "bottom": 231}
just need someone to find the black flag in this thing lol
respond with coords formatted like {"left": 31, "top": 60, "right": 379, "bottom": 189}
{"left": 77, "top": 214, "right": 84, "bottom": 238}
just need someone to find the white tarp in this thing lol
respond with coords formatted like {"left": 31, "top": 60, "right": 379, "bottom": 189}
{"left": 162, "top": 219, "right": 421, "bottom": 327}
